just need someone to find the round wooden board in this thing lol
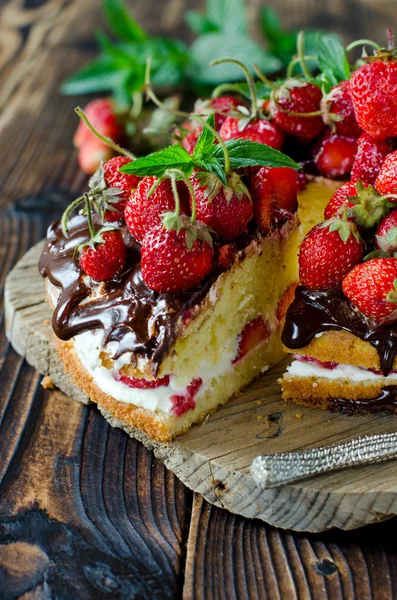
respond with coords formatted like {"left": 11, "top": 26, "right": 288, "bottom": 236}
{"left": 6, "top": 242, "right": 397, "bottom": 533}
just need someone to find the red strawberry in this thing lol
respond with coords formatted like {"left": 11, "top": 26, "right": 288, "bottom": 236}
{"left": 342, "top": 258, "right": 397, "bottom": 323}
{"left": 205, "top": 96, "right": 243, "bottom": 130}
{"left": 73, "top": 99, "right": 123, "bottom": 149}
{"left": 375, "top": 150, "right": 397, "bottom": 195}
{"left": 321, "top": 81, "right": 362, "bottom": 138}
{"left": 324, "top": 182, "right": 357, "bottom": 220}
{"left": 181, "top": 130, "right": 200, "bottom": 154}
{"left": 118, "top": 374, "right": 170, "bottom": 389}
{"left": 314, "top": 134, "right": 357, "bottom": 178}
{"left": 232, "top": 316, "right": 270, "bottom": 364}
{"left": 276, "top": 283, "right": 298, "bottom": 327}
{"left": 78, "top": 139, "right": 113, "bottom": 175}
{"left": 219, "top": 117, "right": 284, "bottom": 149}
{"left": 350, "top": 59, "right": 397, "bottom": 139}
{"left": 79, "top": 230, "right": 127, "bottom": 281}
{"left": 102, "top": 157, "right": 140, "bottom": 222}
{"left": 125, "top": 177, "right": 189, "bottom": 242}
{"left": 270, "top": 80, "right": 326, "bottom": 142}
{"left": 299, "top": 220, "right": 364, "bottom": 289}
{"left": 141, "top": 222, "right": 214, "bottom": 292}
{"left": 351, "top": 133, "right": 390, "bottom": 186}
{"left": 218, "top": 244, "right": 238, "bottom": 270}
{"left": 375, "top": 209, "right": 397, "bottom": 253}
{"left": 191, "top": 171, "right": 253, "bottom": 241}
{"left": 251, "top": 167, "right": 298, "bottom": 234}
{"left": 171, "top": 377, "right": 202, "bottom": 416}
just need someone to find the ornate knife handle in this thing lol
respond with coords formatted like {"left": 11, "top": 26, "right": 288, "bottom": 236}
{"left": 250, "top": 432, "right": 397, "bottom": 488}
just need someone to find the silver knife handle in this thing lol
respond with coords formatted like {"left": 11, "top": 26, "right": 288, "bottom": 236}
{"left": 250, "top": 432, "right": 397, "bottom": 488}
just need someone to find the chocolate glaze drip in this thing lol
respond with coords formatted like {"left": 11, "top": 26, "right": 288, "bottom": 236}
{"left": 329, "top": 387, "right": 397, "bottom": 414}
{"left": 39, "top": 216, "right": 252, "bottom": 374}
{"left": 282, "top": 286, "right": 397, "bottom": 376}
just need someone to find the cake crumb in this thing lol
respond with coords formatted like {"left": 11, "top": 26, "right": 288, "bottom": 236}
{"left": 256, "top": 400, "right": 263, "bottom": 406}
{"left": 295, "top": 413, "right": 303, "bottom": 420}
{"left": 41, "top": 375, "right": 54, "bottom": 390}
{"left": 43, "top": 319, "right": 51, "bottom": 325}
{"left": 256, "top": 415, "right": 263, "bottom": 421}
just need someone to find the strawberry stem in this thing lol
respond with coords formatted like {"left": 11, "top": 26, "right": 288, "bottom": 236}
{"left": 345, "top": 39, "right": 381, "bottom": 52}
{"left": 387, "top": 28, "right": 395, "bottom": 50}
{"left": 270, "top": 91, "right": 323, "bottom": 117}
{"left": 85, "top": 194, "right": 96, "bottom": 239}
{"left": 167, "top": 168, "right": 198, "bottom": 224}
{"left": 211, "top": 58, "right": 258, "bottom": 118}
{"left": 211, "top": 83, "right": 245, "bottom": 98}
{"left": 144, "top": 57, "right": 190, "bottom": 118}
{"left": 190, "top": 113, "right": 231, "bottom": 175}
{"left": 61, "top": 195, "right": 86, "bottom": 237}
{"left": 297, "top": 31, "right": 312, "bottom": 79}
{"left": 169, "top": 172, "right": 180, "bottom": 217}
{"left": 74, "top": 108, "right": 136, "bottom": 160}
{"left": 253, "top": 64, "right": 279, "bottom": 91}
{"left": 147, "top": 176, "right": 164, "bottom": 198}
{"left": 286, "top": 54, "right": 317, "bottom": 79}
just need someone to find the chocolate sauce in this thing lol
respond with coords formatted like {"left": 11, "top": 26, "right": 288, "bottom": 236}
{"left": 282, "top": 286, "right": 397, "bottom": 376}
{"left": 329, "top": 387, "right": 397, "bottom": 414}
{"left": 39, "top": 216, "right": 250, "bottom": 374}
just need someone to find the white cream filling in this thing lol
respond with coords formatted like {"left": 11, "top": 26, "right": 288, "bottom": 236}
{"left": 73, "top": 329, "right": 236, "bottom": 416}
{"left": 287, "top": 360, "right": 397, "bottom": 383}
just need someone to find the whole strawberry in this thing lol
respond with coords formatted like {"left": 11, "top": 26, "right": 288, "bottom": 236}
{"left": 299, "top": 219, "right": 364, "bottom": 289}
{"left": 196, "top": 96, "right": 243, "bottom": 130}
{"left": 73, "top": 99, "right": 123, "bottom": 149}
{"left": 375, "top": 209, "right": 397, "bottom": 253}
{"left": 321, "top": 81, "right": 361, "bottom": 138}
{"left": 141, "top": 221, "right": 214, "bottom": 292}
{"left": 314, "top": 133, "right": 357, "bottom": 179}
{"left": 219, "top": 117, "right": 284, "bottom": 149}
{"left": 324, "top": 182, "right": 357, "bottom": 220}
{"left": 251, "top": 166, "right": 297, "bottom": 234}
{"left": 375, "top": 150, "right": 397, "bottom": 195}
{"left": 351, "top": 132, "right": 390, "bottom": 186}
{"left": 79, "top": 230, "right": 127, "bottom": 281}
{"left": 342, "top": 258, "right": 397, "bottom": 323}
{"left": 103, "top": 157, "right": 140, "bottom": 222}
{"left": 270, "top": 80, "right": 326, "bottom": 142}
{"left": 125, "top": 176, "right": 189, "bottom": 242}
{"left": 191, "top": 171, "right": 253, "bottom": 241}
{"left": 78, "top": 139, "right": 113, "bottom": 176}
{"left": 350, "top": 57, "right": 397, "bottom": 139}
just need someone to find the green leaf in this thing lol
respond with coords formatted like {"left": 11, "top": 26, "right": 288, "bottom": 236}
{"left": 211, "top": 139, "right": 300, "bottom": 169}
{"left": 192, "top": 113, "right": 216, "bottom": 159}
{"left": 316, "top": 32, "right": 350, "bottom": 82}
{"left": 60, "top": 57, "right": 128, "bottom": 95}
{"left": 103, "top": 0, "right": 147, "bottom": 43}
{"left": 194, "top": 155, "right": 228, "bottom": 187}
{"left": 206, "top": 0, "right": 248, "bottom": 35}
{"left": 120, "top": 145, "right": 193, "bottom": 177}
{"left": 189, "top": 33, "right": 282, "bottom": 85}
{"left": 185, "top": 11, "right": 219, "bottom": 35}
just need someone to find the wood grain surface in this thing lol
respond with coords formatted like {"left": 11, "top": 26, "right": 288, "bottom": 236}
{"left": 2, "top": 0, "right": 397, "bottom": 598}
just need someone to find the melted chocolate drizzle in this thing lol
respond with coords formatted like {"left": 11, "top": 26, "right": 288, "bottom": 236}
{"left": 329, "top": 387, "right": 397, "bottom": 414}
{"left": 39, "top": 216, "right": 251, "bottom": 374}
{"left": 282, "top": 286, "right": 397, "bottom": 376}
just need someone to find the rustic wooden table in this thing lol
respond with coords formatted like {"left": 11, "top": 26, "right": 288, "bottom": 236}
{"left": 1, "top": 1, "right": 397, "bottom": 598}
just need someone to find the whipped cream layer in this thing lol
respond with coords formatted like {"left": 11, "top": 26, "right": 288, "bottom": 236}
{"left": 73, "top": 329, "right": 236, "bottom": 416}
{"left": 287, "top": 359, "right": 397, "bottom": 383}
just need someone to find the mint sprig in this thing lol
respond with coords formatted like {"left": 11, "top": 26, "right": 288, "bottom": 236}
{"left": 211, "top": 139, "right": 300, "bottom": 170}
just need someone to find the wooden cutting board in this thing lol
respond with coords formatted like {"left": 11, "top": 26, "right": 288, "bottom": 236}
{"left": 6, "top": 241, "right": 397, "bottom": 533}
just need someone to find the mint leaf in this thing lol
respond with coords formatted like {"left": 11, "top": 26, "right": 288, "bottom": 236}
{"left": 194, "top": 156, "right": 228, "bottom": 187}
{"left": 103, "top": 0, "right": 147, "bottom": 43}
{"left": 60, "top": 57, "right": 128, "bottom": 95}
{"left": 211, "top": 140, "right": 300, "bottom": 169}
{"left": 192, "top": 114, "right": 216, "bottom": 160}
{"left": 120, "top": 145, "right": 193, "bottom": 177}
{"left": 206, "top": 0, "right": 248, "bottom": 35}
{"left": 316, "top": 33, "right": 350, "bottom": 82}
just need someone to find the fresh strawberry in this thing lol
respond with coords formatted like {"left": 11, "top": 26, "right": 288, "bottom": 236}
{"left": 350, "top": 57, "right": 397, "bottom": 140}
{"left": 219, "top": 117, "right": 284, "bottom": 149}
{"left": 77, "top": 139, "right": 113, "bottom": 175}
{"left": 218, "top": 244, "right": 238, "bottom": 270}
{"left": 375, "top": 150, "right": 397, "bottom": 195}
{"left": 314, "top": 134, "right": 357, "bottom": 178}
{"left": 79, "top": 230, "right": 127, "bottom": 281}
{"left": 324, "top": 182, "right": 357, "bottom": 220}
{"left": 102, "top": 157, "right": 140, "bottom": 222}
{"left": 299, "top": 219, "right": 364, "bottom": 289}
{"left": 181, "top": 130, "right": 200, "bottom": 154}
{"left": 141, "top": 222, "right": 214, "bottom": 292}
{"left": 375, "top": 209, "right": 397, "bottom": 253}
{"left": 171, "top": 377, "right": 203, "bottom": 416}
{"left": 296, "top": 171, "right": 308, "bottom": 191}
{"left": 197, "top": 96, "right": 243, "bottom": 130}
{"left": 232, "top": 316, "right": 270, "bottom": 364}
{"left": 125, "top": 176, "right": 189, "bottom": 242}
{"left": 251, "top": 167, "right": 298, "bottom": 234}
{"left": 270, "top": 80, "right": 326, "bottom": 142}
{"left": 321, "top": 81, "right": 361, "bottom": 138}
{"left": 118, "top": 374, "right": 170, "bottom": 389}
{"left": 342, "top": 258, "right": 397, "bottom": 323}
{"left": 73, "top": 98, "right": 123, "bottom": 149}
{"left": 191, "top": 171, "right": 253, "bottom": 241}
{"left": 276, "top": 283, "right": 298, "bottom": 326}
{"left": 351, "top": 133, "right": 390, "bottom": 186}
